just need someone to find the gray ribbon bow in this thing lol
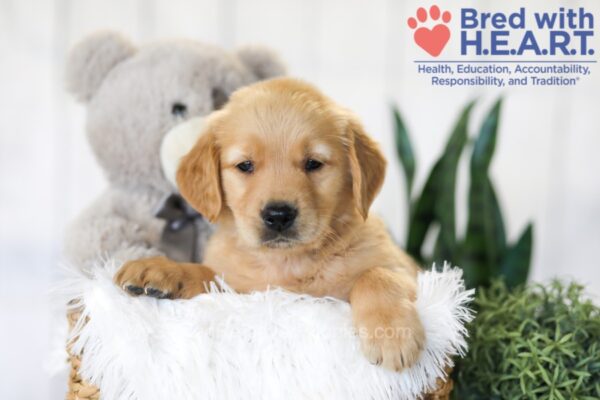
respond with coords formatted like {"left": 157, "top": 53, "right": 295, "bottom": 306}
{"left": 155, "top": 193, "right": 204, "bottom": 263}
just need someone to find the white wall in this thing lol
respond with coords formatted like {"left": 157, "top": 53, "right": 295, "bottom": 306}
{"left": 0, "top": 0, "right": 599, "bottom": 398}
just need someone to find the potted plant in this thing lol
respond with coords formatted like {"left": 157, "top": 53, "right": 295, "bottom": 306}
{"left": 392, "top": 101, "right": 600, "bottom": 399}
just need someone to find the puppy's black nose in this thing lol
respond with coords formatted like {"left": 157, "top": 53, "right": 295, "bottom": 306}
{"left": 261, "top": 203, "right": 298, "bottom": 232}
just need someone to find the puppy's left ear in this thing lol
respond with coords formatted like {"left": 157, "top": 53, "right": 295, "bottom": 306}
{"left": 347, "top": 117, "right": 387, "bottom": 220}
{"left": 176, "top": 125, "right": 223, "bottom": 223}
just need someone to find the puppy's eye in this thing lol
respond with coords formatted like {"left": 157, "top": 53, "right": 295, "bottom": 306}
{"left": 236, "top": 160, "right": 254, "bottom": 174}
{"left": 304, "top": 159, "right": 323, "bottom": 172}
{"left": 171, "top": 102, "right": 188, "bottom": 117}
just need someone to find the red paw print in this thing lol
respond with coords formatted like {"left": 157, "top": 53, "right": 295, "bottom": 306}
{"left": 407, "top": 6, "right": 451, "bottom": 57}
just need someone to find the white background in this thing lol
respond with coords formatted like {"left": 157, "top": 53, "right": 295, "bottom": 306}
{"left": 1, "top": 0, "right": 599, "bottom": 398}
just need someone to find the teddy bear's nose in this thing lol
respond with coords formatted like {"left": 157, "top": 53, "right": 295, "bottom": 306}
{"left": 261, "top": 202, "right": 298, "bottom": 232}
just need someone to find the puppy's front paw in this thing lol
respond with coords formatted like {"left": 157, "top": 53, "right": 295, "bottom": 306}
{"left": 355, "top": 301, "right": 425, "bottom": 372}
{"left": 114, "top": 256, "right": 186, "bottom": 299}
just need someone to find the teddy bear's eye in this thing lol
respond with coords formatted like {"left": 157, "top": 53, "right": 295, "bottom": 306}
{"left": 171, "top": 102, "right": 188, "bottom": 117}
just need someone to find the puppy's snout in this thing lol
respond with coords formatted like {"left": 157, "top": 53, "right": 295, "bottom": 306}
{"left": 261, "top": 202, "right": 298, "bottom": 232}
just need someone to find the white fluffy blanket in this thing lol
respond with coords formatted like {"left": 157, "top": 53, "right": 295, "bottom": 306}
{"left": 63, "top": 261, "right": 473, "bottom": 400}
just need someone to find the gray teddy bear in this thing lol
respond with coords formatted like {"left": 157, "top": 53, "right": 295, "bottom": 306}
{"left": 63, "top": 31, "right": 285, "bottom": 271}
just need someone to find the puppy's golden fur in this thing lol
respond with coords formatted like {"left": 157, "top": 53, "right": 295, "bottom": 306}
{"left": 115, "top": 78, "right": 425, "bottom": 371}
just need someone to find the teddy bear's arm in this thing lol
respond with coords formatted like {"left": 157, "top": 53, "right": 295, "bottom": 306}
{"left": 63, "top": 191, "right": 165, "bottom": 271}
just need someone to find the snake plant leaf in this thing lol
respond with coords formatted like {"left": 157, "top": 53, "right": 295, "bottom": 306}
{"left": 430, "top": 101, "right": 475, "bottom": 265}
{"left": 392, "top": 106, "right": 416, "bottom": 200}
{"left": 487, "top": 181, "right": 507, "bottom": 264}
{"left": 406, "top": 161, "right": 438, "bottom": 260}
{"left": 461, "top": 178, "right": 506, "bottom": 288}
{"left": 462, "top": 99, "right": 506, "bottom": 286}
{"left": 501, "top": 223, "right": 534, "bottom": 289}
{"left": 408, "top": 101, "right": 474, "bottom": 262}
{"left": 472, "top": 99, "right": 502, "bottom": 171}
{"left": 432, "top": 224, "right": 463, "bottom": 271}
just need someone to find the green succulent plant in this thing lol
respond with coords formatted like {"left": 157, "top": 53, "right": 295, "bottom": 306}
{"left": 455, "top": 280, "right": 600, "bottom": 399}
{"left": 392, "top": 99, "right": 533, "bottom": 289}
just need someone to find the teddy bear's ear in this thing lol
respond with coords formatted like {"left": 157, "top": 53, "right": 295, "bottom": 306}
{"left": 66, "top": 31, "right": 136, "bottom": 102}
{"left": 235, "top": 46, "right": 286, "bottom": 80}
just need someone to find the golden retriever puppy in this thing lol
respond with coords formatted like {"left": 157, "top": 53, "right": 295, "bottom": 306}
{"left": 115, "top": 78, "right": 425, "bottom": 371}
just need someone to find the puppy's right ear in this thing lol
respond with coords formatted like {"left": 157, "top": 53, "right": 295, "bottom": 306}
{"left": 176, "top": 127, "right": 223, "bottom": 223}
{"left": 66, "top": 31, "right": 135, "bottom": 102}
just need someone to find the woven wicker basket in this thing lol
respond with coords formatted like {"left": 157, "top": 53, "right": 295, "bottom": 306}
{"left": 66, "top": 309, "right": 453, "bottom": 400}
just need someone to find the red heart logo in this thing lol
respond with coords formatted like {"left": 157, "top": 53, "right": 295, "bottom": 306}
{"left": 414, "top": 24, "right": 450, "bottom": 57}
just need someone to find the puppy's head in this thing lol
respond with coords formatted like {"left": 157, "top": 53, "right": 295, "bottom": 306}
{"left": 177, "top": 78, "right": 386, "bottom": 250}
